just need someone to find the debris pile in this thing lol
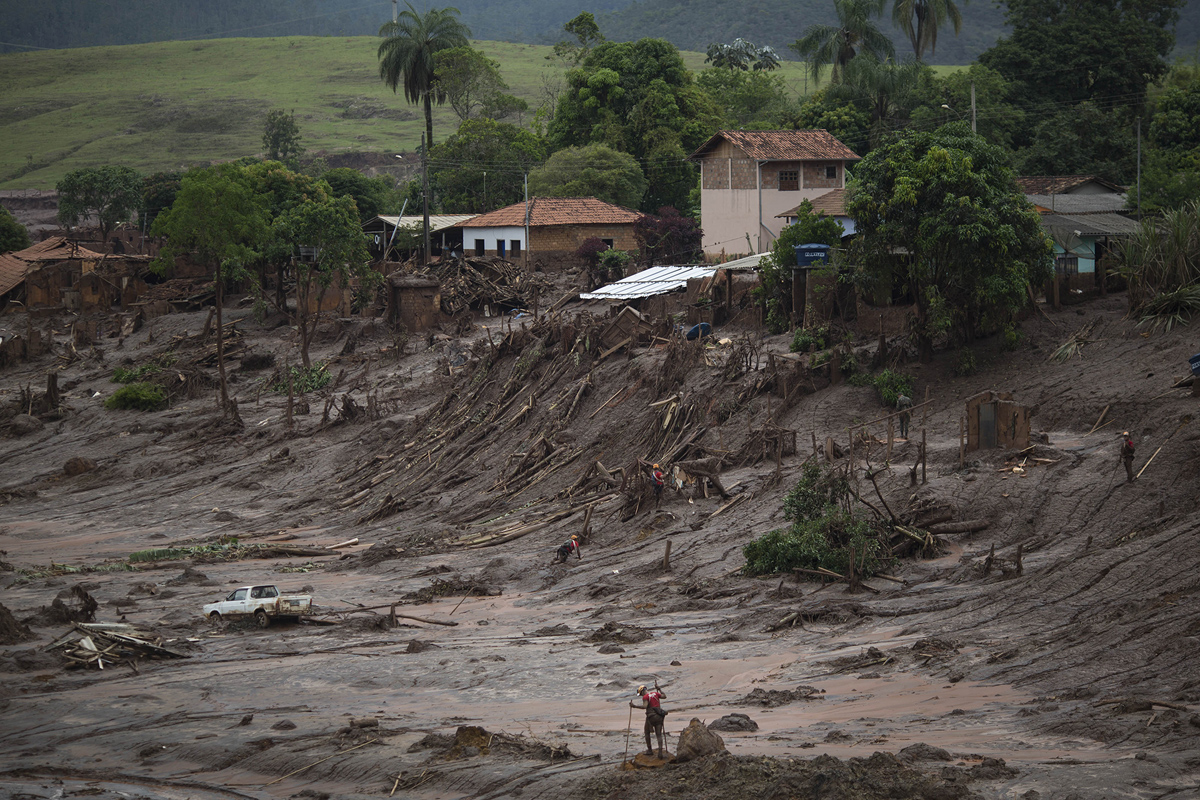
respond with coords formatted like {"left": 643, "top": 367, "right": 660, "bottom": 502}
{"left": 46, "top": 622, "right": 189, "bottom": 670}
{"left": 429, "top": 258, "right": 553, "bottom": 315}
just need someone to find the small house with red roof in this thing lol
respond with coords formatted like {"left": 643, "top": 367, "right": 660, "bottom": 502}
{"left": 456, "top": 197, "right": 643, "bottom": 270}
{"left": 689, "top": 130, "right": 860, "bottom": 257}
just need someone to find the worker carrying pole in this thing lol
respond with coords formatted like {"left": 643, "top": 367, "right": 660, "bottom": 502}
{"left": 630, "top": 683, "right": 668, "bottom": 758}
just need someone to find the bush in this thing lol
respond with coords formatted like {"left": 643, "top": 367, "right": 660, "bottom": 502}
{"left": 743, "top": 462, "right": 889, "bottom": 577}
{"left": 790, "top": 325, "right": 829, "bottom": 353}
{"left": 953, "top": 348, "right": 977, "bottom": 377}
{"left": 873, "top": 369, "right": 914, "bottom": 407}
{"left": 1001, "top": 325, "right": 1024, "bottom": 352}
{"left": 270, "top": 363, "right": 331, "bottom": 394}
{"left": 104, "top": 383, "right": 168, "bottom": 411}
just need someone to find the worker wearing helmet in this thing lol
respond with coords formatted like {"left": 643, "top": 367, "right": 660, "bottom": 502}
{"left": 650, "top": 463, "right": 666, "bottom": 506}
{"left": 554, "top": 534, "right": 582, "bottom": 564}
{"left": 631, "top": 683, "right": 668, "bottom": 758}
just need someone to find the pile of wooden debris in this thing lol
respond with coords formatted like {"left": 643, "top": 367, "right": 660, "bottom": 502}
{"left": 46, "top": 622, "right": 189, "bottom": 670}
{"left": 430, "top": 257, "right": 553, "bottom": 315}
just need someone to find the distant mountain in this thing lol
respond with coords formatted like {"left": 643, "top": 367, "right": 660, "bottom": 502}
{"left": 4, "top": 0, "right": 1198, "bottom": 66}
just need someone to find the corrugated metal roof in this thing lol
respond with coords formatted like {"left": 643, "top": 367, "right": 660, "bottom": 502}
{"left": 714, "top": 252, "right": 769, "bottom": 271}
{"left": 1017, "top": 175, "right": 1125, "bottom": 194}
{"left": 375, "top": 214, "right": 475, "bottom": 233}
{"left": 1028, "top": 194, "right": 1128, "bottom": 214}
{"left": 1041, "top": 213, "right": 1142, "bottom": 237}
{"left": 579, "top": 265, "right": 716, "bottom": 300}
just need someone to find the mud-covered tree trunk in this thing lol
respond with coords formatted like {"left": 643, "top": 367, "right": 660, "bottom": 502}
{"left": 214, "top": 259, "right": 230, "bottom": 412}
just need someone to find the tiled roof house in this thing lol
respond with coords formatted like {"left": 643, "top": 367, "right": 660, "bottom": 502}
{"left": 455, "top": 197, "right": 643, "bottom": 270}
{"left": 689, "top": 130, "right": 860, "bottom": 256}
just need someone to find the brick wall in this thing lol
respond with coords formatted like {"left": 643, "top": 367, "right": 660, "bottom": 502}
{"left": 804, "top": 162, "right": 841, "bottom": 189}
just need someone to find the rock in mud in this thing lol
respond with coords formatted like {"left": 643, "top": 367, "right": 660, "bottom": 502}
{"left": 708, "top": 713, "right": 758, "bottom": 732}
{"left": 8, "top": 414, "right": 43, "bottom": 436}
{"left": 675, "top": 718, "right": 726, "bottom": 763}
{"left": 63, "top": 456, "right": 97, "bottom": 476}
{"left": 969, "top": 757, "right": 1018, "bottom": 780}
{"left": 531, "top": 623, "right": 572, "bottom": 636}
{"left": 0, "top": 603, "right": 33, "bottom": 644}
{"left": 167, "top": 567, "right": 215, "bottom": 586}
{"left": 736, "top": 685, "right": 824, "bottom": 707}
{"left": 897, "top": 743, "right": 952, "bottom": 763}
{"left": 598, "top": 643, "right": 625, "bottom": 654}
{"left": 406, "top": 639, "right": 440, "bottom": 653}
{"left": 585, "top": 621, "right": 652, "bottom": 645}
{"left": 272, "top": 720, "right": 297, "bottom": 730}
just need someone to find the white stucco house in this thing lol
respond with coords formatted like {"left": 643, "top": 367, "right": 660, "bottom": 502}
{"left": 688, "top": 130, "right": 860, "bottom": 258}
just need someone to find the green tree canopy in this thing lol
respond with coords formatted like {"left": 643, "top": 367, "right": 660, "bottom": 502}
{"left": 756, "top": 199, "right": 845, "bottom": 332}
{"left": 142, "top": 171, "right": 182, "bottom": 231}
{"left": 322, "top": 167, "right": 394, "bottom": 222}
{"left": 0, "top": 206, "right": 31, "bottom": 253}
{"left": 826, "top": 55, "right": 929, "bottom": 150}
{"left": 697, "top": 67, "right": 795, "bottom": 129}
{"left": 429, "top": 118, "right": 546, "bottom": 212}
{"left": 548, "top": 38, "right": 721, "bottom": 213}
{"left": 262, "top": 109, "right": 304, "bottom": 164}
{"left": 528, "top": 144, "right": 648, "bottom": 209}
{"left": 553, "top": 12, "right": 605, "bottom": 66}
{"left": 789, "top": 0, "right": 894, "bottom": 85}
{"left": 847, "top": 122, "right": 1053, "bottom": 358}
{"left": 704, "top": 38, "right": 781, "bottom": 71}
{"left": 979, "top": 0, "right": 1181, "bottom": 119}
{"left": 377, "top": 2, "right": 471, "bottom": 147}
{"left": 1141, "top": 66, "right": 1200, "bottom": 211}
{"left": 908, "top": 64, "right": 1025, "bottom": 152}
{"left": 1014, "top": 101, "right": 1136, "bottom": 184}
{"left": 433, "top": 46, "right": 527, "bottom": 123}
{"left": 56, "top": 165, "right": 143, "bottom": 243}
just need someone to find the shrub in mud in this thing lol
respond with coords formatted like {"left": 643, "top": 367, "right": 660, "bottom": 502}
{"left": 743, "top": 462, "right": 889, "bottom": 577}
{"left": 104, "top": 382, "right": 168, "bottom": 411}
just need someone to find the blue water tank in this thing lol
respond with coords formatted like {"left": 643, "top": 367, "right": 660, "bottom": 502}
{"left": 1190, "top": 352, "right": 1200, "bottom": 376}
{"left": 794, "top": 243, "right": 831, "bottom": 267}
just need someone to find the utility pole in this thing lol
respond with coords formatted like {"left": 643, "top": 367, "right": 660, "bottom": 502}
{"left": 1136, "top": 117, "right": 1142, "bottom": 217}
{"left": 421, "top": 133, "right": 431, "bottom": 264}
{"left": 392, "top": 0, "right": 398, "bottom": 23}
{"left": 523, "top": 173, "right": 530, "bottom": 269}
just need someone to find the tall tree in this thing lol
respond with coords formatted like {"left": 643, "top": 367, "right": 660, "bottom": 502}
{"left": 151, "top": 165, "right": 270, "bottom": 415}
{"left": 891, "top": 0, "right": 964, "bottom": 60}
{"left": 827, "top": 55, "right": 929, "bottom": 149}
{"left": 979, "top": 0, "right": 1181, "bottom": 116}
{"left": 635, "top": 206, "right": 703, "bottom": 265}
{"left": 789, "top": 0, "right": 894, "bottom": 85}
{"left": 0, "top": 206, "right": 31, "bottom": 253}
{"left": 56, "top": 165, "right": 143, "bottom": 243}
{"left": 847, "top": 122, "right": 1052, "bottom": 359}
{"left": 262, "top": 109, "right": 304, "bottom": 164}
{"left": 377, "top": 2, "right": 471, "bottom": 148}
{"left": 273, "top": 191, "right": 373, "bottom": 368}
{"left": 429, "top": 118, "right": 546, "bottom": 212}
{"left": 704, "top": 38, "right": 781, "bottom": 72}
{"left": 553, "top": 12, "right": 605, "bottom": 66}
{"left": 529, "top": 144, "right": 648, "bottom": 209}
{"left": 433, "top": 46, "right": 526, "bottom": 122}
{"left": 697, "top": 67, "right": 794, "bottom": 129}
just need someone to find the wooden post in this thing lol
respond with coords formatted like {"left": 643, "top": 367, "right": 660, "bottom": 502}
{"left": 286, "top": 367, "right": 294, "bottom": 429}
{"left": 959, "top": 417, "right": 965, "bottom": 469}
{"left": 1015, "top": 543, "right": 1023, "bottom": 575}
{"left": 886, "top": 417, "right": 894, "bottom": 460}
{"left": 825, "top": 436, "right": 835, "bottom": 464}
{"left": 1052, "top": 273, "right": 1061, "bottom": 309}
{"left": 921, "top": 428, "right": 927, "bottom": 484}
{"left": 1193, "top": 378, "right": 1200, "bottom": 398}
{"left": 662, "top": 540, "right": 672, "bottom": 570}
{"left": 812, "top": 431, "right": 818, "bottom": 457}
{"left": 921, "top": 385, "right": 931, "bottom": 427}
{"left": 581, "top": 505, "right": 594, "bottom": 542}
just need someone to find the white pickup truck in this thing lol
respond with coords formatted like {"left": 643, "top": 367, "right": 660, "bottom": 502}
{"left": 202, "top": 585, "right": 313, "bottom": 628}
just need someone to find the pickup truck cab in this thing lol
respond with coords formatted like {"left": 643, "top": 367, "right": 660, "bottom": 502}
{"left": 203, "top": 585, "right": 313, "bottom": 628}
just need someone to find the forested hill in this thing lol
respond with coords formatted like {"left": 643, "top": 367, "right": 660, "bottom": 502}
{"left": 5, "top": 0, "right": 1199, "bottom": 64}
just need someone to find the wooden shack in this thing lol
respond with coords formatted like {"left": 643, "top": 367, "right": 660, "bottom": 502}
{"left": 387, "top": 273, "right": 441, "bottom": 331}
{"left": 966, "top": 390, "right": 1031, "bottom": 451}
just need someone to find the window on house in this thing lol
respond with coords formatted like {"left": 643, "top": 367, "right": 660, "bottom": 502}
{"left": 497, "top": 240, "right": 506, "bottom": 258}
{"left": 510, "top": 240, "right": 521, "bottom": 257}
{"left": 779, "top": 170, "right": 799, "bottom": 191}
{"left": 1056, "top": 255, "right": 1078, "bottom": 275}
{"left": 824, "top": 165, "right": 838, "bottom": 180}
{"left": 474, "top": 239, "right": 485, "bottom": 257}
{"left": 601, "top": 239, "right": 614, "bottom": 249}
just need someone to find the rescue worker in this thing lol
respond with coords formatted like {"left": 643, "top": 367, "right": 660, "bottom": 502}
{"left": 554, "top": 534, "right": 582, "bottom": 564}
{"left": 650, "top": 463, "right": 666, "bottom": 505}
{"left": 630, "top": 684, "right": 667, "bottom": 757}
{"left": 897, "top": 393, "right": 913, "bottom": 439}
{"left": 1120, "top": 431, "right": 1136, "bottom": 483}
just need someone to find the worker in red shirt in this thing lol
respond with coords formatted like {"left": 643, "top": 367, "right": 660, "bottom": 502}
{"left": 631, "top": 684, "right": 668, "bottom": 757}
{"left": 554, "top": 534, "right": 581, "bottom": 564}
{"left": 650, "top": 463, "right": 666, "bottom": 506}
{"left": 1120, "top": 431, "right": 1136, "bottom": 483}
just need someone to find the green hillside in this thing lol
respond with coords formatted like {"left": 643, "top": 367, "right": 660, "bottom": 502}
{"left": 0, "top": 37, "right": 826, "bottom": 190}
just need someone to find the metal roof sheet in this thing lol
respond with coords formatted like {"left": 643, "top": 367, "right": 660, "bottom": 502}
{"left": 1041, "top": 213, "right": 1142, "bottom": 237}
{"left": 375, "top": 214, "right": 475, "bottom": 233}
{"left": 579, "top": 265, "right": 717, "bottom": 300}
{"left": 1027, "top": 194, "right": 1128, "bottom": 214}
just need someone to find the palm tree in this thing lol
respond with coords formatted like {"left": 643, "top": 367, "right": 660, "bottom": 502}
{"left": 377, "top": 3, "right": 471, "bottom": 147}
{"left": 829, "top": 55, "right": 926, "bottom": 148}
{"left": 892, "top": 0, "right": 964, "bottom": 61}
{"left": 790, "top": 0, "right": 894, "bottom": 86}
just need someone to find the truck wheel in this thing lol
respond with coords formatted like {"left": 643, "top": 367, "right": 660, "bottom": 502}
{"left": 209, "top": 611, "right": 221, "bottom": 622}
{"left": 255, "top": 610, "right": 271, "bottom": 629}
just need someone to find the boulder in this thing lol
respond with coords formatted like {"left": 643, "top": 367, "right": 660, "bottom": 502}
{"left": 63, "top": 456, "right": 97, "bottom": 476}
{"left": 9, "top": 414, "right": 43, "bottom": 436}
{"left": 708, "top": 713, "right": 758, "bottom": 732}
{"left": 897, "top": 743, "right": 952, "bottom": 763}
{"left": 675, "top": 717, "right": 726, "bottom": 763}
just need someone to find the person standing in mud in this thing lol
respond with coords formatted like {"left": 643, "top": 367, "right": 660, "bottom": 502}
{"left": 631, "top": 684, "right": 668, "bottom": 757}
{"left": 554, "top": 534, "right": 581, "bottom": 564}
{"left": 1120, "top": 431, "right": 1136, "bottom": 483}
{"left": 650, "top": 464, "right": 666, "bottom": 506}
{"left": 896, "top": 394, "right": 913, "bottom": 439}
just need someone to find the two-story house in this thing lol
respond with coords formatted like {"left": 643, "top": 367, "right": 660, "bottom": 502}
{"left": 688, "top": 130, "right": 860, "bottom": 257}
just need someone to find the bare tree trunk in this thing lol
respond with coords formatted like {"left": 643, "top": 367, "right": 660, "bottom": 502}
{"left": 423, "top": 94, "right": 434, "bottom": 151}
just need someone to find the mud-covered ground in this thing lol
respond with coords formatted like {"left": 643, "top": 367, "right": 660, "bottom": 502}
{"left": 2, "top": 290, "right": 1199, "bottom": 800}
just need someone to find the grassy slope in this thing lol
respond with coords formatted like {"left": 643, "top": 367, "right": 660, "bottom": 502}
{"left": 0, "top": 37, "right": 948, "bottom": 190}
